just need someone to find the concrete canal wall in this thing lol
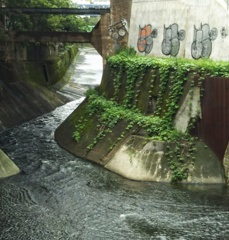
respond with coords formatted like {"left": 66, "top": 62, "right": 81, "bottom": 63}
{"left": 0, "top": 45, "right": 79, "bottom": 131}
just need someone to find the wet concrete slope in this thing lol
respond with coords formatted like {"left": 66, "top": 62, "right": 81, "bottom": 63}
{"left": 0, "top": 46, "right": 79, "bottom": 131}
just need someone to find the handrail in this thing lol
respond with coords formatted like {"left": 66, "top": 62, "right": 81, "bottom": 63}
{"left": 0, "top": 7, "right": 110, "bottom": 15}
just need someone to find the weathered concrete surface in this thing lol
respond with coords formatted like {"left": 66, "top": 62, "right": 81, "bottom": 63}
{"left": 54, "top": 0, "right": 229, "bottom": 183}
{"left": 223, "top": 143, "right": 229, "bottom": 184}
{"left": 56, "top": 108, "right": 225, "bottom": 183}
{"left": 186, "top": 140, "right": 226, "bottom": 184}
{"left": 91, "top": 13, "right": 113, "bottom": 57}
{"left": 55, "top": 58, "right": 227, "bottom": 184}
{"left": 0, "top": 45, "right": 78, "bottom": 131}
{"left": 104, "top": 136, "right": 225, "bottom": 183}
{"left": 0, "top": 149, "right": 20, "bottom": 178}
{"left": 55, "top": 104, "right": 135, "bottom": 166}
{"left": 174, "top": 87, "right": 201, "bottom": 132}
{"left": 128, "top": 0, "right": 229, "bottom": 60}
{"left": 0, "top": 80, "right": 68, "bottom": 130}
{"left": 105, "top": 136, "right": 171, "bottom": 182}
{"left": 91, "top": 0, "right": 132, "bottom": 58}
{"left": 110, "top": 0, "right": 132, "bottom": 49}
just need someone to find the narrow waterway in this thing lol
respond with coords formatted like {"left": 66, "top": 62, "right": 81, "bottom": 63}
{"left": 0, "top": 47, "right": 229, "bottom": 240}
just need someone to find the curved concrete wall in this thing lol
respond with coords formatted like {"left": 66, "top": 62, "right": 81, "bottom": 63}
{"left": 0, "top": 45, "right": 78, "bottom": 131}
{"left": 128, "top": 0, "right": 229, "bottom": 60}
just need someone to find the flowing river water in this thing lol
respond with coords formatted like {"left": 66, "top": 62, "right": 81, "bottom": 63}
{"left": 0, "top": 47, "right": 229, "bottom": 240}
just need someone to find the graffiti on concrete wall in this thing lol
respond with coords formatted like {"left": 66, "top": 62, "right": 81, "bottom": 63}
{"left": 137, "top": 24, "right": 158, "bottom": 54}
{"left": 221, "top": 27, "right": 228, "bottom": 38}
{"left": 161, "top": 23, "right": 185, "bottom": 57}
{"left": 134, "top": 22, "right": 221, "bottom": 59}
{"left": 191, "top": 23, "right": 218, "bottom": 59}
{"left": 108, "top": 19, "right": 128, "bottom": 43}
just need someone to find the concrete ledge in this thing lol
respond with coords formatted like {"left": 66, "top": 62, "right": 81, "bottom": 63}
{"left": 0, "top": 149, "right": 20, "bottom": 178}
{"left": 105, "top": 136, "right": 226, "bottom": 184}
{"left": 105, "top": 137, "right": 171, "bottom": 182}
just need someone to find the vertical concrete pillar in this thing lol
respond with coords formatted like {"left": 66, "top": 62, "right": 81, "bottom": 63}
{"left": 110, "top": 0, "right": 132, "bottom": 28}
{"left": 91, "top": 0, "right": 132, "bottom": 58}
{"left": 109, "top": 0, "right": 132, "bottom": 52}
{"left": 91, "top": 13, "right": 112, "bottom": 58}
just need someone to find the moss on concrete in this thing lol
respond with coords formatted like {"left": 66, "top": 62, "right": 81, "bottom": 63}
{"left": 0, "top": 44, "right": 79, "bottom": 130}
{"left": 55, "top": 52, "right": 227, "bottom": 183}
{"left": 136, "top": 68, "right": 152, "bottom": 113}
{"left": 0, "top": 149, "right": 20, "bottom": 178}
{"left": 55, "top": 97, "right": 136, "bottom": 166}
{"left": 104, "top": 136, "right": 225, "bottom": 183}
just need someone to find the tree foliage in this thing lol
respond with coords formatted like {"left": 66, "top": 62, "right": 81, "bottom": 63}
{"left": 2, "top": 0, "right": 99, "bottom": 32}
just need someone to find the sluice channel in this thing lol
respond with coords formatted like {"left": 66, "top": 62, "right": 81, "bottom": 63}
{"left": 0, "top": 47, "right": 229, "bottom": 240}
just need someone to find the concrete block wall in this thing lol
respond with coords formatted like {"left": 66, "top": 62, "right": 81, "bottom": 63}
{"left": 128, "top": 0, "right": 229, "bottom": 60}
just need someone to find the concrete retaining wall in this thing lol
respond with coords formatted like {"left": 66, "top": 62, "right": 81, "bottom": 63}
{"left": 55, "top": 60, "right": 226, "bottom": 184}
{"left": 0, "top": 45, "right": 78, "bottom": 131}
{"left": 105, "top": 136, "right": 225, "bottom": 184}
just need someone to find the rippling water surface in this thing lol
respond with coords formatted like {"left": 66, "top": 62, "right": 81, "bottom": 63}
{"left": 0, "top": 48, "right": 229, "bottom": 240}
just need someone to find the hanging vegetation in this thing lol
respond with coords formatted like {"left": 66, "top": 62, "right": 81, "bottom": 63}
{"left": 72, "top": 47, "right": 229, "bottom": 182}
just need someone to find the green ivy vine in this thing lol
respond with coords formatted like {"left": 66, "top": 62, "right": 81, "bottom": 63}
{"left": 73, "top": 47, "right": 229, "bottom": 182}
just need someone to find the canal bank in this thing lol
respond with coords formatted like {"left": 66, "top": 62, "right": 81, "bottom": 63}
{"left": 0, "top": 45, "right": 102, "bottom": 179}
{"left": 0, "top": 44, "right": 79, "bottom": 132}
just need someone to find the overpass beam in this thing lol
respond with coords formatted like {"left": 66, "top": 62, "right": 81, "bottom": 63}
{"left": 9, "top": 31, "right": 91, "bottom": 43}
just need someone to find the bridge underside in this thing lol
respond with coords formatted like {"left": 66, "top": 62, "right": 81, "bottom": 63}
{"left": 5, "top": 12, "right": 111, "bottom": 57}
{"left": 10, "top": 31, "right": 91, "bottom": 43}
